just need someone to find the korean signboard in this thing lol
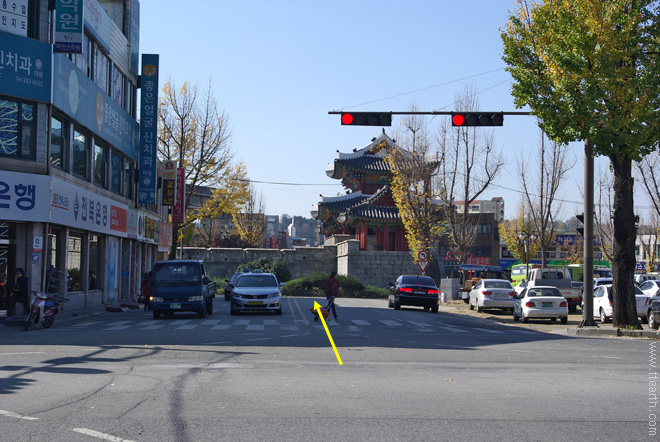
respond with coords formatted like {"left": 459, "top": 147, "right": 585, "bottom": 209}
{"left": 0, "top": 170, "right": 51, "bottom": 222}
{"left": 54, "top": 0, "right": 84, "bottom": 53}
{"left": 0, "top": 30, "right": 52, "bottom": 103}
{"left": 128, "top": 0, "right": 140, "bottom": 77}
{"left": 162, "top": 160, "right": 176, "bottom": 206}
{"left": 52, "top": 54, "right": 139, "bottom": 160}
{"left": 51, "top": 176, "right": 129, "bottom": 237}
{"left": 172, "top": 167, "right": 185, "bottom": 223}
{"left": 137, "top": 54, "right": 159, "bottom": 204}
{"left": 83, "top": 0, "right": 111, "bottom": 52}
{"left": 0, "top": 0, "right": 28, "bottom": 36}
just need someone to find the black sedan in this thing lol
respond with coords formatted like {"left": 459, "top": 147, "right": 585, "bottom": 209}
{"left": 648, "top": 289, "right": 660, "bottom": 330}
{"left": 224, "top": 272, "right": 243, "bottom": 301}
{"left": 388, "top": 275, "right": 440, "bottom": 313}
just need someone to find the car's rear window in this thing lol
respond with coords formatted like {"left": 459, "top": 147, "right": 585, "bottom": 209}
{"left": 484, "top": 280, "right": 513, "bottom": 289}
{"left": 402, "top": 276, "right": 436, "bottom": 286}
{"left": 527, "top": 288, "right": 561, "bottom": 297}
{"left": 154, "top": 263, "right": 201, "bottom": 282}
{"left": 236, "top": 275, "right": 277, "bottom": 288}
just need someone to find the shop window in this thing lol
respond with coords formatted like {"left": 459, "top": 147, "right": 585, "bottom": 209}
{"left": 67, "top": 231, "right": 83, "bottom": 292}
{"left": 111, "top": 152, "right": 122, "bottom": 194}
{"left": 72, "top": 129, "right": 89, "bottom": 179}
{"left": 0, "top": 99, "right": 35, "bottom": 159}
{"left": 46, "top": 227, "right": 63, "bottom": 293}
{"left": 94, "top": 143, "right": 107, "bottom": 188}
{"left": 51, "top": 117, "right": 66, "bottom": 170}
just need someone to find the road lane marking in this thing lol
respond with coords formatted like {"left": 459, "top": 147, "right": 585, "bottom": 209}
{"left": 104, "top": 326, "right": 132, "bottom": 331}
{"left": 351, "top": 320, "right": 371, "bottom": 326}
{"left": 380, "top": 320, "right": 403, "bottom": 327}
{"left": 73, "top": 428, "right": 136, "bottom": 441}
{"left": 211, "top": 325, "right": 231, "bottom": 330}
{"left": 0, "top": 409, "right": 39, "bottom": 420}
{"left": 247, "top": 325, "right": 265, "bottom": 331}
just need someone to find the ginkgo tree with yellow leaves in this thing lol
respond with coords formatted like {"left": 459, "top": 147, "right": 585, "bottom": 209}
{"left": 498, "top": 202, "right": 541, "bottom": 266}
{"left": 501, "top": 0, "right": 660, "bottom": 328}
{"left": 158, "top": 80, "right": 250, "bottom": 259}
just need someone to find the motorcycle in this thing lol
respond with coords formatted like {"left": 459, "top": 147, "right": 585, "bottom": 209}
{"left": 24, "top": 291, "right": 69, "bottom": 330}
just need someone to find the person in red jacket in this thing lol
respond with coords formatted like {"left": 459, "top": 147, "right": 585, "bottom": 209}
{"left": 324, "top": 271, "right": 339, "bottom": 320}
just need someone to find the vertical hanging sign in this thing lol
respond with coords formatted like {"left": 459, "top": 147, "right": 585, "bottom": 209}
{"left": 172, "top": 167, "right": 185, "bottom": 223}
{"left": 161, "top": 160, "right": 176, "bottom": 206}
{"left": 54, "top": 0, "right": 84, "bottom": 53}
{"left": 138, "top": 54, "right": 159, "bottom": 204}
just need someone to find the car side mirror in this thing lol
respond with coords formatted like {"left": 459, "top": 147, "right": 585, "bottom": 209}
{"left": 203, "top": 276, "right": 210, "bottom": 284}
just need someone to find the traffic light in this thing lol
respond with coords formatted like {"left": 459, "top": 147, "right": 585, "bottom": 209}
{"left": 576, "top": 213, "right": 584, "bottom": 236}
{"left": 451, "top": 112, "right": 504, "bottom": 127}
{"left": 341, "top": 112, "right": 392, "bottom": 126}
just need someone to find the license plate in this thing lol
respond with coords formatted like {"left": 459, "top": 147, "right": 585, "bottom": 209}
{"left": 542, "top": 302, "right": 553, "bottom": 308}
{"left": 414, "top": 291, "right": 426, "bottom": 294}
{"left": 170, "top": 303, "right": 181, "bottom": 309}
{"left": 247, "top": 301, "right": 262, "bottom": 305}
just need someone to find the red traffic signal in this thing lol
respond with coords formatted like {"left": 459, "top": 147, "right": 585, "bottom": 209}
{"left": 452, "top": 112, "right": 504, "bottom": 127}
{"left": 340, "top": 112, "right": 392, "bottom": 126}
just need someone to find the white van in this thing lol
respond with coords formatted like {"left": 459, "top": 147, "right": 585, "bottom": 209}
{"left": 634, "top": 273, "right": 658, "bottom": 285}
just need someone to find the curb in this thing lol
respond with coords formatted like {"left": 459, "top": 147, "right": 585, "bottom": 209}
{"left": 567, "top": 327, "right": 659, "bottom": 339}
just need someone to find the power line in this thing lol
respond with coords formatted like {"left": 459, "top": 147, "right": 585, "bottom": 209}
{"left": 340, "top": 68, "right": 506, "bottom": 110}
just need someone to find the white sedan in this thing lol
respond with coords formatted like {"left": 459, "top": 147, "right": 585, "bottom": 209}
{"left": 639, "top": 280, "right": 660, "bottom": 298}
{"left": 468, "top": 279, "right": 517, "bottom": 313}
{"left": 513, "top": 286, "right": 568, "bottom": 324}
{"left": 591, "top": 284, "right": 648, "bottom": 323}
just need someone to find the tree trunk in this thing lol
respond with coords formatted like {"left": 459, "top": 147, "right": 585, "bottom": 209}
{"left": 610, "top": 152, "right": 640, "bottom": 328}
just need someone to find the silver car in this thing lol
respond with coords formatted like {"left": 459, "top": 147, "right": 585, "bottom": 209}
{"left": 230, "top": 272, "right": 283, "bottom": 315}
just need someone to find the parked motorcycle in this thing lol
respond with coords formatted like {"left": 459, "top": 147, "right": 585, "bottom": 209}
{"left": 24, "top": 291, "right": 69, "bottom": 330}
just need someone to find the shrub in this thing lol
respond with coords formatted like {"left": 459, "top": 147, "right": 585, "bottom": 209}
{"left": 281, "top": 273, "right": 388, "bottom": 299}
{"left": 236, "top": 257, "right": 292, "bottom": 282}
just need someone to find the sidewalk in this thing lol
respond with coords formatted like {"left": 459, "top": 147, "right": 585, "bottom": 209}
{"left": 438, "top": 299, "right": 660, "bottom": 339}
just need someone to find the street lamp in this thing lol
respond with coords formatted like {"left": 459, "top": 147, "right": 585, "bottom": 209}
{"left": 517, "top": 231, "right": 538, "bottom": 281}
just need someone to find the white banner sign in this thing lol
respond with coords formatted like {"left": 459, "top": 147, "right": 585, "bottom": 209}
{"left": 0, "top": 170, "right": 51, "bottom": 222}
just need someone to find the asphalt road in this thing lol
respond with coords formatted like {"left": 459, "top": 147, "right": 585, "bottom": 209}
{"left": 0, "top": 297, "right": 654, "bottom": 442}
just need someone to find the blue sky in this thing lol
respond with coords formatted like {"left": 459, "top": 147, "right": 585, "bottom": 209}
{"left": 139, "top": 0, "right": 624, "bottom": 220}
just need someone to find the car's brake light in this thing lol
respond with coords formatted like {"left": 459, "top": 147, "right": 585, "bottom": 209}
{"left": 525, "top": 301, "right": 536, "bottom": 308}
{"left": 509, "top": 291, "right": 516, "bottom": 297}
{"left": 428, "top": 289, "right": 439, "bottom": 294}
{"left": 560, "top": 301, "right": 568, "bottom": 307}
{"left": 482, "top": 291, "right": 492, "bottom": 296}
{"left": 400, "top": 287, "right": 414, "bottom": 293}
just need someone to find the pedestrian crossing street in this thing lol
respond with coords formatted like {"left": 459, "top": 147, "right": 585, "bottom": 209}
{"left": 59, "top": 317, "right": 539, "bottom": 336}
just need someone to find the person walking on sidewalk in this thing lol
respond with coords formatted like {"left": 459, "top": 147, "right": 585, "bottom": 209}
{"left": 7, "top": 268, "right": 29, "bottom": 318}
{"left": 324, "top": 271, "right": 339, "bottom": 320}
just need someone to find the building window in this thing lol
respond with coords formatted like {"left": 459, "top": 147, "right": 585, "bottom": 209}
{"left": 94, "top": 46, "right": 110, "bottom": 94}
{"left": 72, "top": 129, "right": 89, "bottom": 179}
{"left": 112, "top": 66, "right": 125, "bottom": 107}
{"left": 94, "top": 143, "right": 107, "bottom": 187}
{"left": 124, "top": 159, "right": 134, "bottom": 199}
{"left": 67, "top": 231, "right": 83, "bottom": 292}
{"left": 0, "top": 98, "right": 35, "bottom": 159}
{"left": 110, "top": 152, "right": 122, "bottom": 194}
{"left": 51, "top": 117, "right": 66, "bottom": 170}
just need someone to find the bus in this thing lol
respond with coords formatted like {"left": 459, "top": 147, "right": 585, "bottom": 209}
{"left": 510, "top": 263, "right": 541, "bottom": 286}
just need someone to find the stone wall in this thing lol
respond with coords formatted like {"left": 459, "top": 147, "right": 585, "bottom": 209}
{"left": 182, "top": 240, "right": 426, "bottom": 289}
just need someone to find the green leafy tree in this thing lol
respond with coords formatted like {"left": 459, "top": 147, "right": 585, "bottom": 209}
{"left": 501, "top": 0, "right": 660, "bottom": 328}
{"left": 498, "top": 202, "right": 541, "bottom": 263}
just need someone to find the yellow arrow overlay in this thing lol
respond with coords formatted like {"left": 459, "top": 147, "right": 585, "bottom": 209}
{"left": 313, "top": 301, "right": 343, "bottom": 365}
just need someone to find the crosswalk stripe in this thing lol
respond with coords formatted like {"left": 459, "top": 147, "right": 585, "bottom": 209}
{"left": 211, "top": 324, "right": 231, "bottom": 330}
{"left": 438, "top": 325, "right": 470, "bottom": 333}
{"left": 380, "top": 320, "right": 404, "bottom": 327}
{"left": 247, "top": 325, "right": 265, "bottom": 331}
{"left": 104, "top": 326, "right": 132, "bottom": 331}
{"left": 201, "top": 320, "right": 221, "bottom": 325}
{"left": 142, "top": 325, "right": 166, "bottom": 330}
{"left": 351, "top": 320, "right": 371, "bottom": 326}
{"left": 176, "top": 324, "right": 199, "bottom": 330}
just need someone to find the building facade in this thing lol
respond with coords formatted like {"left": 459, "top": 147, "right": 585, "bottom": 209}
{"left": 0, "top": 0, "right": 167, "bottom": 315}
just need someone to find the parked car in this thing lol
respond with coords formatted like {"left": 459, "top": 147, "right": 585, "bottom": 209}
{"left": 149, "top": 260, "right": 216, "bottom": 319}
{"left": 514, "top": 280, "right": 527, "bottom": 295}
{"left": 639, "top": 280, "right": 660, "bottom": 298}
{"left": 647, "top": 289, "right": 660, "bottom": 330}
{"left": 388, "top": 275, "right": 440, "bottom": 313}
{"left": 513, "top": 286, "right": 568, "bottom": 324}
{"left": 230, "top": 272, "right": 283, "bottom": 315}
{"left": 468, "top": 279, "right": 516, "bottom": 313}
{"left": 590, "top": 284, "right": 648, "bottom": 323}
{"left": 224, "top": 272, "right": 243, "bottom": 301}
{"left": 635, "top": 273, "right": 659, "bottom": 285}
